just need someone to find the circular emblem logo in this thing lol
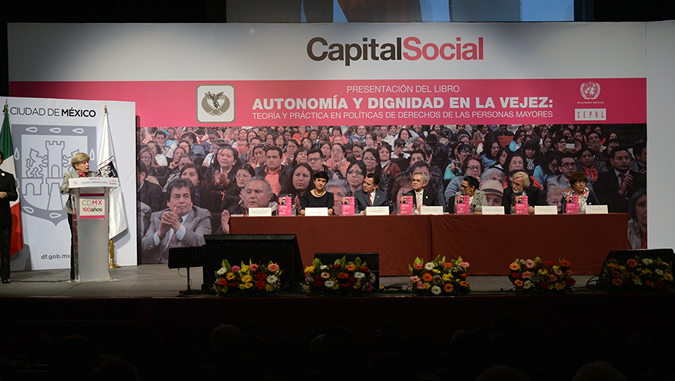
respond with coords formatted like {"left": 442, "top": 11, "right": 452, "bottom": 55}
{"left": 580, "top": 82, "right": 601, "bottom": 100}
{"left": 201, "top": 92, "right": 231, "bottom": 116}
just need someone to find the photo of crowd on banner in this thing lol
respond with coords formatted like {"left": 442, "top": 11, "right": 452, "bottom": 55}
{"left": 135, "top": 124, "right": 647, "bottom": 264}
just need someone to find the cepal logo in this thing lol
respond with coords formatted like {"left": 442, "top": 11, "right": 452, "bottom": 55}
{"left": 307, "top": 36, "right": 484, "bottom": 66}
{"left": 580, "top": 82, "right": 601, "bottom": 100}
{"left": 197, "top": 85, "right": 235, "bottom": 123}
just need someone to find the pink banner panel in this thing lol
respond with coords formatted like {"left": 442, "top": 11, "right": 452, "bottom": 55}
{"left": 11, "top": 78, "right": 645, "bottom": 127}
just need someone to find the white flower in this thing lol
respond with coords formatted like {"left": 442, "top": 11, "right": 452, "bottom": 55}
{"left": 321, "top": 272, "right": 331, "bottom": 279}
{"left": 642, "top": 258, "right": 653, "bottom": 265}
{"left": 523, "top": 281, "right": 533, "bottom": 289}
{"left": 320, "top": 265, "right": 328, "bottom": 270}
{"left": 324, "top": 280, "right": 335, "bottom": 288}
{"left": 267, "top": 275, "right": 279, "bottom": 284}
{"left": 431, "top": 286, "right": 442, "bottom": 295}
{"left": 354, "top": 272, "right": 365, "bottom": 279}
{"left": 656, "top": 269, "right": 664, "bottom": 276}
{"left": 424, "top": 262, "right": 435, "bottom": 271}
{"left": 217, "top": 268, "right": 227, "bottom": 276}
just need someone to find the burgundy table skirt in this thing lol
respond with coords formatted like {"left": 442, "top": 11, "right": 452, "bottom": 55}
{"left": 229, "top": 213, "right": 629, "bottom": 276}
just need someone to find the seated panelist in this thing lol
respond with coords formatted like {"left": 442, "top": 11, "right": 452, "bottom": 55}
{"left": 354, "top": 173, "right": 390, "bottom": 214}
{"left": 502, "top": 171, "right": 543, "bottom": 215}
{"left": 454, "top": 175, "right": 487, "bottom": 214}
{"left": 560, "top": 171, "right": 600, "bottom": 214}
{"left": 403, "top": 172, "right": 440, "bottom": 214}
{"left": 300, "top": 171, "right": 334, "bottom": 216}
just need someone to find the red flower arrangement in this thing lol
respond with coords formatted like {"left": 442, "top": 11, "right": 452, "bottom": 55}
{"left": 508, "top": 257, "right": 575, "bottom": 294}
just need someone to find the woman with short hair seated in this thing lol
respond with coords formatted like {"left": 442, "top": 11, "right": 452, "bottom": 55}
{"left": 454, "top": 175, "right": 487, "bottom": 214}
{"left": 299, "top": 171, "right": 334, "bottom": 216}
{"left": 560, "top": 171, "right": 600, "bottom": 214}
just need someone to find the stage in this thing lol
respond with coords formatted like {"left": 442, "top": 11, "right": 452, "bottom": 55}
{"left": 2, "top": 265, "right": 674, "bottom": 381}
{"left": 0, "top": 264, "right": 588, "bottom": 297}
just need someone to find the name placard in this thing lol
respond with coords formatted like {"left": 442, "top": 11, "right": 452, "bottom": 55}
{"left": 248, "top": 207, "right": 273, "bottom": 216}
{"left": 365, "top": 206, "right": 389, "bottom": 216}
{"left": 420, "top": 206, "right": 443, "bottom": 215}
{"left": 585, "top": 205, "right": 609, "bottom": 214}
{"left": 534, "top": 205, "right": 558, "bottom": 215}
{"left": 305, "top": 207, "right": 328, "bottom": 216}
{"left": 482, "top": 206, "right": 505, "bottom": 215}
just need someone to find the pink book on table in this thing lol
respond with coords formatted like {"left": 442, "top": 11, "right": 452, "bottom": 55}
{"left": 456, "top": 195, "right": 470, "bottom": 215}
{"left": 341, "top": 197, "right": 355, "bottom": 216}
{"left": 278, "top": 196, "right": 293, "bottom": 216}
{"left": 515, "top": 195, "right": 529, "bottom": 215}
{"left": 565, "top": 195, "right": 579, "bottom": 214}
{"left": 399, "top": 195, "right": 413, "bottom": 215}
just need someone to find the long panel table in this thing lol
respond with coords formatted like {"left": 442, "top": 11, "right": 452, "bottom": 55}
{"left": 229, "top": 214, "right": 630, "bottom": 276}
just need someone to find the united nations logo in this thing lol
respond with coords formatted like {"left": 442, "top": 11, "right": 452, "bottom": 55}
{"left": 197, "top": 85, "right": 235, "bottom": 123}
{"left": 201, "top": 91, "right": 231, "bottom": 116}
{"left": 580, "top": 82, "right": 601, "bottom": 100}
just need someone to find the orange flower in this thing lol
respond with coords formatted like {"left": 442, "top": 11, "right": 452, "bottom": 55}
{"left": 514, "top": 279, "right": 524, "bottom": 287}
{"left": 443, "top": 262, "right": 453, "bottom": 268}
{"left": 422, "top": 273, "right": 433, "bottom": 282}
{"left": 346, "top": 264, "right": 356, "bottom": 271}
{"left": 337, "top": 272, "right": 349, "bottom": 279}
{"left": 459, "top": 281, "right": 469, "bottom": 288}
{"left": 509, "top": 262, "right": 521, "bottom": 271}
{"left": 607, "top": 263, "right": 619, "bottom": 270}
{"left": 560, "top": 260, "right": 571, "bottom": 267}
{"left": 444, "top": 283, "right": 454, "bottom": 293}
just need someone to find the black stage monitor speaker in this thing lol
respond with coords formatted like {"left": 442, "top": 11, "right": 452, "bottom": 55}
{"left": 603, "top": 248, "right": 675, "bottom": 264}
{"left": 314, "top": 252, "right": 380, "bottom": 290}
{"left": 599, "top": 248, "right": 675, "bottom": 283}
{"left": 202, "top": 234, "right": 303, "bottom": 293}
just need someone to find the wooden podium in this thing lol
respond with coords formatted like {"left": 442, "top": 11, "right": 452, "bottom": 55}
{"left": 68, "top": 177, "right": 119, "bottom": 281}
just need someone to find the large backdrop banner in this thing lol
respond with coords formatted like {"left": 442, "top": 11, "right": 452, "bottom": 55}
{"left": 6, "top": 22, "right": 672, "bottom": 270}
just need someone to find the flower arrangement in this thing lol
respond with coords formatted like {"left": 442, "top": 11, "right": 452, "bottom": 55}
{"left": 601, "top": 255, "right": 673, "bottom": 292}
{"left": 213, "top": 259, "right": 283, "bottom": 297}
{"left": 304, "top": 256, "right": 375, "bottom": 296}
{"left": 408, "top": 256, "right": 471, "bottom": 296}
{"left": 508, "top": 257, "right": 575, "bottom": 294}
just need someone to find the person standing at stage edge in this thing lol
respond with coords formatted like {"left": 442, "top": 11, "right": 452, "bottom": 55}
{"left": 61, "top": 152, "right": 98, "bottom": 280}
{"left": 0, "top": 151, "right": 18, "bottom": 283}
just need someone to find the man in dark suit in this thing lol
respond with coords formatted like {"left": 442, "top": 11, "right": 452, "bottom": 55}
{"left": 0, "top": 151, "right": 18, "bottom": 283}
{"left": 502, "top": 171, "right": 543, "bottom": 215}
{"left": 403, "top": 171, "right": 440, "bottom": 214}
{"left": 141, "top": 178, "right": 212, "bottom": 264}
{"left": 595, "top": 146, "right": 646, "bottom": 213}
{"left": 354, "top": 173, "right": 389, "bottom": 214}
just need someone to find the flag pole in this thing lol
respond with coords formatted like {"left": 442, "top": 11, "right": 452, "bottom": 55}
{"left": 104, "top": 105, "right": 120, "bottom": 269}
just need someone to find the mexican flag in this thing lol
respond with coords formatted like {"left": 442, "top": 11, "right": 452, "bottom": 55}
{"left": 0, "top": 103, "right": 23, "bottom": 255}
